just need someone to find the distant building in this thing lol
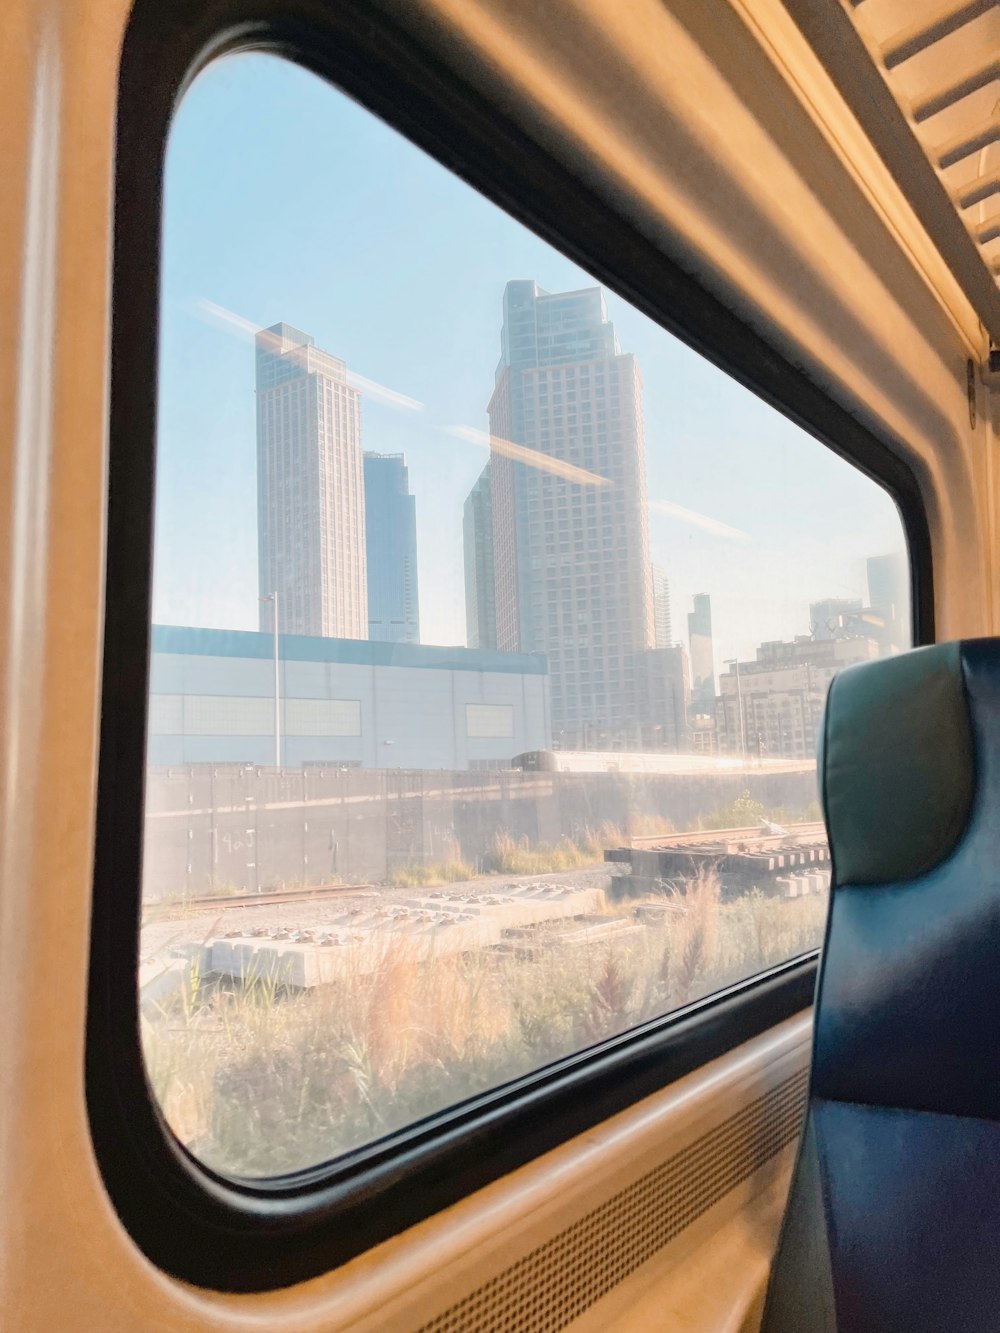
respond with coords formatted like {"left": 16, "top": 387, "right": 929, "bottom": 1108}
{"left": 867, "top": 551, "right": 909, "bottom": 651}
{"left": 463, "top": 463, "right": 496, "bottom": 650}
{"left": 147, "top": 625, "right": 550, "bottom": 770}
{"left": 364, "top": 452, "right": 420, "bottom": 644}
{"left": 688, "top": 593, "right": 715, "bottom": 713}
{"left": 256, "top": 323, "right": 367, "bottom": 638}
{"left": 809, "top": 597, "right": 863, "bottom": 640}
{"left": 812, "top": 583, "right": 908, "bottom": 655}
{"left": 488, "top": 280, "right": 654, "bottom": 749}
{"left": 638, "top": 645, "right": 690, "bottom": 751}
{"left": 652, "top": 566, "right": 673, "bottom": 649}
{"left": 867, "top": 551, "right": 907, "bottom": 610}
{"left": 689, "top": 713, "right": 718, "bottom": 755}
{"left": 716, "top": 635, "right": 880, "bottom": 760}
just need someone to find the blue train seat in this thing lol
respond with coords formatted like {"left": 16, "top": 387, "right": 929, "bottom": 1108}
{"left": 762, "top": 641, "right": 1000, "bottom": 1333}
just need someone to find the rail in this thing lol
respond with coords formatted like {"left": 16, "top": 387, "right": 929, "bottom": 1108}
{"left": 143, "top": 882, "right": 373, "bottom": 919}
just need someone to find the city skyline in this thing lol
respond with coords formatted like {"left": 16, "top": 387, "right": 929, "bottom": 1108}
{"left": 207, "top": 301, "right": 907, "bottom": 703}
{"left": 246, "top": 280, "right": 905, "bottom": 759}
{"left": 154, "top": 53, "right": 910, "bottom": 678}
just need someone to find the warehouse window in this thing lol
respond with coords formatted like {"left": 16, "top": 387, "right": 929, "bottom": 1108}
{"left": 466, "top": 703, "right": 515, "bottom": 738}
{"left": 180, "top": 695, "right": 273, "bottom": 736}
{"left": 133, "top": 52, "right": 912, "bottom": 1192}
{"left": 285, "top": 698, "right": 362, "bottom": 736}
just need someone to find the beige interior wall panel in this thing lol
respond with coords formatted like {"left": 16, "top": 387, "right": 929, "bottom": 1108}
{"left": 0, "top": 0, "right": 993, "bottom": 1329}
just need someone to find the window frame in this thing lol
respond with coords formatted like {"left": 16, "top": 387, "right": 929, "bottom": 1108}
{"left": 89, "top": 0, "right": 934, "bottom": 1293}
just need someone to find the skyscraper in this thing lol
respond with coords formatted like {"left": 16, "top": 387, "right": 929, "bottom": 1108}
{"left": 364, "top": 453, "right": 420, "bottom": 644}
{"left": 488, "top": 280, "right": 654, "bottom": 747}
{"left": 687, "top": 593, "right": 715, "bottom": 713}
{"left": 867, "top": 552, "right": 907, "bottom": 608}
{"left": 255, "top": 323, "right": 367, "bottom": 638}
{"left": 463, "top": 463, "right": 496, "bottom": 650}
{"left": 652, "top": 566, "right": 673, "bottom": 649}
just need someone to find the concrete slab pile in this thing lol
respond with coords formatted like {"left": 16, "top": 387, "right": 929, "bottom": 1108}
{"left": 143, "top": 881, "right": 607, "bottom": 997}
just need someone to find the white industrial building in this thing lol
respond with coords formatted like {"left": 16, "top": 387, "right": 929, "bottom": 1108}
{"left": 148, "top": 626, "right": 551, "bottom": 770}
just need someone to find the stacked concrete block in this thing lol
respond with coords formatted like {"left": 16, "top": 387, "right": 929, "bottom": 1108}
{"left": 777, "top": 870, "right": 831, "bottom": 899}
{"left": 189, "top": 882, "right": 608, "bottom": 989}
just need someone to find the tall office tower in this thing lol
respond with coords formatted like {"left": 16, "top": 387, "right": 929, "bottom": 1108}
{"left": 463, "top": 463, "right": 497, "bottom": 650}
{"left": 364, "top": 452, "right": 420, "bottom": 643}
{"left": 256, "top": 323, "right": 367, "bottom": 638}
{"left": 652, "top": 566, "right": 673, "bottom": 649}
{"left": 687, "top": 593, "right": 715, "bottom": 713}
{"left": 488, "top": 280, "right": 654, "bottom": 748}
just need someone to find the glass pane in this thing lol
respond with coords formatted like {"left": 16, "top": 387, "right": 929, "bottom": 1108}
{"left": 139, "top": 53, "right": 912, "bottom": 1178}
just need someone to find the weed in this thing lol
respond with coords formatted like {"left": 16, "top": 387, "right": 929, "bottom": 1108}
{"left": 387, "top": 858, "right": 475, "bottom": 888}
{"left": 483, "top": 828, "right": 610, "bottom": 875}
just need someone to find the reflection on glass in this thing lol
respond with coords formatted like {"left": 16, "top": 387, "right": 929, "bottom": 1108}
{"left": 139, "top": 54, "right": 911, "bottom": 1177}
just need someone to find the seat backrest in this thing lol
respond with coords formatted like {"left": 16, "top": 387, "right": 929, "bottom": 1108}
{"left": 762, "top": 640, "right": 1000, "bottom": 1333}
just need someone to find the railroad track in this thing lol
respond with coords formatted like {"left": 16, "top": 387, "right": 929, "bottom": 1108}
{"left": 144, "top": 882, "right": 376, "bottom": 918}
{"left": 625, "top": 821, "right": 827, "bottom": 849}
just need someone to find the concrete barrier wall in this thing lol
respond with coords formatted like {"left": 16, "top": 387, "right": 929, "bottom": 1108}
{"left": 141, "top": 764, "right": 820, "bottom": 899}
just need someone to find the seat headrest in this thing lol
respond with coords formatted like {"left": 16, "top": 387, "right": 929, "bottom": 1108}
{"left": 821, "top": 641, "right": 973, "bottom": 885}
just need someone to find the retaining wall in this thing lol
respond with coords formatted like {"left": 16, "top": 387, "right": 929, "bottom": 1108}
{"left": 142, "top": 764, "right": 820, "bottom": 898}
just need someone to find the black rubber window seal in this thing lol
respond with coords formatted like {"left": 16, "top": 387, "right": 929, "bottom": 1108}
{"left": 88, "top": 0, "right": 935, "bottom": 1293}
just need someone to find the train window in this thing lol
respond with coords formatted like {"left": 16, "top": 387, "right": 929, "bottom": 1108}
{"left": 138, "top": 51, "right": 911, "bottom": 1182}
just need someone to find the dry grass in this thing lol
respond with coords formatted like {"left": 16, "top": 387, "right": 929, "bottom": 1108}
{"left": 383, "top": 825, "right": 621, "bottom": 887}
{"left": 700, "top": 792, "right": 823, "bottom": 831}
{"left": 484, "top": 824, "right": 621, "bottom": 875}
{"left": 624, "top": 813, "right": 676, "bottom": 838}
{"left": 141, "top": 872, "right": 827, "bottom": 1179}
{"left": 484, "top": 831, "right": 594, "bottom": 876}
{"left": 387, "top": 858, "right": 475, "bottom": 888}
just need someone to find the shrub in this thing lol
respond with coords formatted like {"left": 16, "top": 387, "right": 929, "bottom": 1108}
{"left": 701, "top": 790, "right": 767, "bottom": 829}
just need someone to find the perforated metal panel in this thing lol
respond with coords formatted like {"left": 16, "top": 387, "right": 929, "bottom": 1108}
{"left": 416, "top": 1068, "right": 808, "bottom": 1333}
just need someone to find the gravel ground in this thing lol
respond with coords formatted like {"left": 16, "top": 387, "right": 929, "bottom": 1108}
{"left": 139, "top": 865, "right": 617, "bottom": 965}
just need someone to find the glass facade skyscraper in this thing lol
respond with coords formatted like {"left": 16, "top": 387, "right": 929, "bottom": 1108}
{"left": 488, "top": 281, "right": 654, "bottom": 748}
{"left": 463, "top": 463, "right": 496, "bottom": 650}
{"left": 255, "top": 323, "right": 367, "bottom": 638}
{"left": 364, "top": 452, "right": 420, "bottom": 644}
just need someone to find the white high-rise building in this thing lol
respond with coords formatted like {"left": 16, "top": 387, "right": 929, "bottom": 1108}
{"left": 256, "top": 323, "right": 367, "bottom": 638}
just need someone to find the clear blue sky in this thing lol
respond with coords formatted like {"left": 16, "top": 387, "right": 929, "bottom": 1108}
{"left": 154, "top": 53, "right": 908, "bottom": 672}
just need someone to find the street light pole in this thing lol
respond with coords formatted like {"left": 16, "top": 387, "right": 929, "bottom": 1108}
{"left": 260, "top": 590, "right": 281, "bottom": 768}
